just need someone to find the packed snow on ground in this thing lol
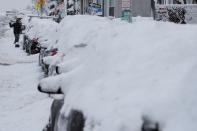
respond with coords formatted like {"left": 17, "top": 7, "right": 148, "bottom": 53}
{"left": 0, "top": 15, "right": 52, "bottom": 131}
{"left": 39, "top": 15, "right": 197, "bottom": 131}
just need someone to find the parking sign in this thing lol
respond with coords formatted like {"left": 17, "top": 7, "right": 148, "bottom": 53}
{"left": 122, "top": 0, "right": 131, "bottom": 9}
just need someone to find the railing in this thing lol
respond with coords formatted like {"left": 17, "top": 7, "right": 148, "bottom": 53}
{"left": 155, "top": 4, "right": 197, "bottom": 24}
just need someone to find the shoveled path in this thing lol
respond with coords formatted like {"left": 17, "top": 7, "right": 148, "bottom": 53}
{"left": 0, "top": 14, "right": 52, "bottom": 131}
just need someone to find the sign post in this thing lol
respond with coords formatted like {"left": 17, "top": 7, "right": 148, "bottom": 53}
{"left": 88, "top": 0, "right": 104, "bottom": 16}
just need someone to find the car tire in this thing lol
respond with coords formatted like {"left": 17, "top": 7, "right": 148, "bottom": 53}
{"left": 56, "top": 66, "right": 60, "bottom": 75}
{"left": 67, "top": 110, "right": 85, "bottom": 131}
{"left": 23, "top": 35, "right": 26, "bottom": 50}
{"left": 44, "top": 64, "right": 49, "bottom": 76}
{"left": 25, "top": 40, "right": 28, "bottom": 53}
{"left": 51, "top": 99, "right": 64, "bottom": 131}
{"left": 39, "top": 53, "right": 42, "bottom": 66}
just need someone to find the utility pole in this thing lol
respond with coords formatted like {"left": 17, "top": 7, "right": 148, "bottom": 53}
{"left": 106, "top": 0, "right": 109, "bottom": 17}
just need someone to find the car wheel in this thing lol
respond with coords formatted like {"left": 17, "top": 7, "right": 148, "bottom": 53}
{"left": 56, "top": 66, "right": 60, "bottom": 75}
{"left": 44, "top": 64, "right": 49, "bottom": 76}
{"left": 67, "top": 110, "right": 85, "bottom": 131}
{"left": 23, "top": 35, "right": 26, "bottom": 50}
{"left": 26, "top": 40, "right": 31, "bottom": 54}
{"left": 25, "top": 41, "right": 28, "bottom": 53}
{"left": 39, "top": 53, "right": 42, "bottom": 66}
{"left": 51, "top": 99, "right": 64, "bottom": 131}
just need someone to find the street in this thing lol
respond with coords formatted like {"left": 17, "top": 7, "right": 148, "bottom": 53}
{"left": 0, "top": 15, "right": 52, "bottom": 131}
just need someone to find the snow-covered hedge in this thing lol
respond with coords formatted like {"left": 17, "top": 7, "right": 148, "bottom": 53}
{"left": 40, "top": 15, "right": 197, "bottom": 131}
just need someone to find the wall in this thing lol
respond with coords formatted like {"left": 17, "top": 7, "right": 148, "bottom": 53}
{"left": 82, "top": 0, "right": 152, "bottom": 17}
{"left": 132, "top": 0, "right": 152, "bottom": 17}
{"left": 105, "top": 0, "right": 152, "bottom": 17}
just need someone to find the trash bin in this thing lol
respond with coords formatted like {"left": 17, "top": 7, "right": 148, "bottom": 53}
{"left": 121, "top": 9, "right": 132, "bottom": 23}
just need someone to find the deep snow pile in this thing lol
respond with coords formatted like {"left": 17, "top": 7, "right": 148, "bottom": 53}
{"left": 39, "top": 15, "right": 197, "bottom": 131}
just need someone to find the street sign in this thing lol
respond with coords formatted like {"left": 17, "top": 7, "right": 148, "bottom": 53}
{"left": 87, "top": 0, "right": 103, "bottom": 16}
{"left": 122, "top": 0, "right": 131, "bottom": 9}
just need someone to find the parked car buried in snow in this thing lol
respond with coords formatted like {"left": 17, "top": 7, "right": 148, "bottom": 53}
{"left": 39, "top": 47, "right": 59, "bottom": 75}
{"left": 41, "top": 43, "right": 87, "bottom": 76}
{"left": 23, "top": 35, "right": 41, "bottom": 54}
{"left": 38, "top": 79, "right": 86, "bottom": 131}
{"left": 37, "top": 80, "right": 159, "bottom": 131}
{"left": 23, "top": 16, "right": 58, "bottom": 55}
{"left": 37, "top": 15, "right": 197, "bottom": 131}
{"left": 22, "top": 22, "right": 41, "bottom": 54}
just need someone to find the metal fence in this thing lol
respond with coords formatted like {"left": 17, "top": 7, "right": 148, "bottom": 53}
{"left": 155, "top": 4, "right": 197, "bottom": 24}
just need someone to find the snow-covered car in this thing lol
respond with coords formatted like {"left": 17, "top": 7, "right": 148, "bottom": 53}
{"left": 23, "top": 17, "right": 58, "bottom": 55}
{"left": 39, "top": 47, "right": 59, "bottom": 75}
{"left": 41, "top": 98, "right": 85, "bottom": 131}
{"left": 23, "top": 35, "right": 41, "bottom": 54}
{"left": 38, "top": 15, "right": 197, "bottom": 131}
{"left": 42, "top": 43, "right": 88, "bottom": 76}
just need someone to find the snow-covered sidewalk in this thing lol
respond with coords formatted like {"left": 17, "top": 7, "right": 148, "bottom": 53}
{"left": 0, "top": 15, "right": 52, "bottom": 131}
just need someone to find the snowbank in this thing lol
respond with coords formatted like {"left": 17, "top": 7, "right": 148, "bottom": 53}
{"left": 40, "top": 15, "right": 197, "bottom": 131}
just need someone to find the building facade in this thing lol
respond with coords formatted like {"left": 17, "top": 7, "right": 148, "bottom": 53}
{"left": 156, "top": 0, "right": 197, "bottom": 4}
{"left": 103, "top": 0, "right": 152, "bottom": 17}
{"left": 80, "top": 0, "right": 152, "bottom": 17}
{"left": 45, "top": 0, "right": 152, "bottom": 18}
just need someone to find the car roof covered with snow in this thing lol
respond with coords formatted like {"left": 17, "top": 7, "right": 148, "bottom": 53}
{"left": 25, "top": 17, "right": 58, "bottom": 47}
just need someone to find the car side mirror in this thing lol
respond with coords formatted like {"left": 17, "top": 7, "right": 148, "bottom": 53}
{"left": 37, "top": 75, "right": 63, "bottom": 94}
{"left": 38, "top": 84, "right": 63, "bottom": 94}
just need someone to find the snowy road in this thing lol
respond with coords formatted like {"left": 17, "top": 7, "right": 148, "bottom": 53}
{"left": 0, "top": 15, "right": 52, "bottom": 131}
